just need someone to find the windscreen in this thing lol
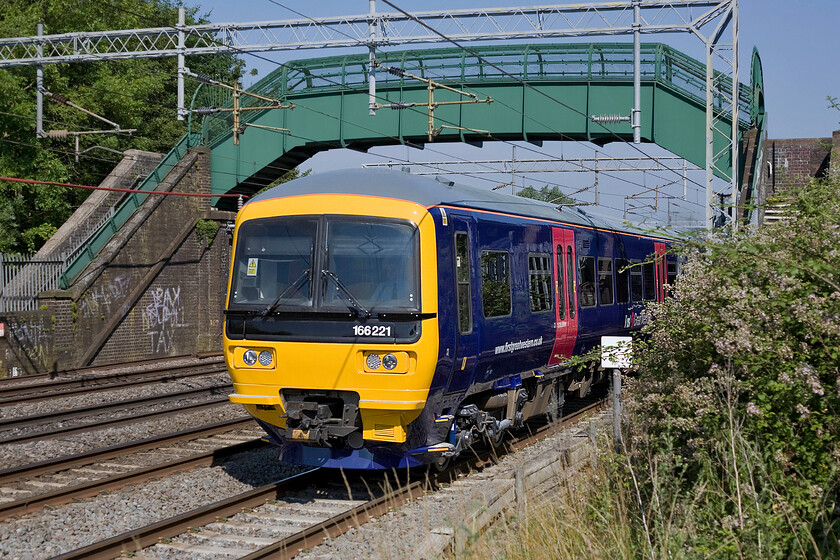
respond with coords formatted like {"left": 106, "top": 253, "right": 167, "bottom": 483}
{"left": 228, "top": 216, "right": 419, "bottom": 313}
{"left": 324, "top": 220, "right": 419, "bottom": 311}
{"left": 229, "top": 217, "right": 316, "bottom": 308}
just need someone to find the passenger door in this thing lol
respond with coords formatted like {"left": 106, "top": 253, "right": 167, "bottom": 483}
{"left": 448, "top": 216, "right": 480, "bottom": 393}
{"left": 548, "top": 228, "right": 578, "bottom": 366}
{"left": 654, "top": 241, "right": 667, "bottom": 302}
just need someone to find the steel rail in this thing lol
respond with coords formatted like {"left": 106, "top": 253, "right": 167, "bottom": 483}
{"left": 0, "top": 363, "right": 227, "bottom": 406}
{"left": 232, "top": 397, "right": 609, "bottom": 559}
{"left": 49, "top": 469, "right": 324, "bottom": 560}
{"left": 238, "top": 479, "right": 428, "bottom": 560}
{"left": 0, "top": 398, "right": 232, "bottom": 445}
{"left": 0, "top": 417, "right": 254, "bottom": 484}
{"left": 0, "top": 438, "right": 266, "bottom": 521}
{"left": 0, "top": 352, "right": 222, "bottom": 387}
{"left": 48, "top": 397, "right": 608, "bottom": 560}
{"left": 0, "top": 384, "right": 232, "bottom": 430}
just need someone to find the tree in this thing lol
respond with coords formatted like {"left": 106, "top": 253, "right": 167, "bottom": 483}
{"left": 0, "top": 0, "right": 245, "bottom": 253}
{"left": 257, "top": 168, "right": 313, "bottom": 195}
{"left": 516, "top": 184, "right": 576, "bottom": 206}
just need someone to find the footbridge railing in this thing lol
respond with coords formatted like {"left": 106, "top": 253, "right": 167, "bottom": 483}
{"left": 58, "top": 132, "right": 201, "bottom": 289}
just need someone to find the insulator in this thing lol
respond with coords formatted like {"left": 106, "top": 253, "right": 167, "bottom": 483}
{"left": 195, "top": 73, "right": 215, "bottom": 84}
{"left": 386, "top": 66, "right": 406, "bottom": 77}
{"left": 590, "top": 114, "right": 631, "bottom": 124}
{"left": 388, "top": 102, "right": 412, "bottom": 110}
{"left": 46, "top": 129, "right": 69, "bottom": 138}
{"left": 49, "top": 93, "right": 69, "bottom": 105}
{"left": 193, "top": 107, "right": 220, "bottom": 115}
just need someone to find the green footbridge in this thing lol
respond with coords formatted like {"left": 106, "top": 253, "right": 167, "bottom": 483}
{"left": 60, "top": 42, "right": 765, "bottom": 288}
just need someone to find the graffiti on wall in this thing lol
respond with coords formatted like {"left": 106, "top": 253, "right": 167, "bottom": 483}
{"left": 6, "top": 317, "right": 53, "bottom": 373}
{"left": 142, "top": 286, "right": 187, "bottom": 353}
{"left": 79, "top": 275, "right": 131, "bottom": 320}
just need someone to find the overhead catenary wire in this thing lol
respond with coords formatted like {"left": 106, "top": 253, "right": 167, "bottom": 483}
{"left": 110, "top": 0, "right": 700, "bottom": 203}
{"left": 378, "top": 0, "right": 711, "bottom": 194}
{"left": 0, "top": 176, "right": 247, "bottom": 199}
{"left": 18, "top": 1, "right": 708, "bottom": 222}
{"left": 104, "top": 0, "right": 702, "bottom": 202}
{"left": 256, "top": 0, "right": 702, "bottom": 190}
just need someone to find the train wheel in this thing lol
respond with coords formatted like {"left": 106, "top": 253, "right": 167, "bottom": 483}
{"left": 431, "top": 454, "right": 451, "bottom": 472}
{"left": 486, "top": 428, "right": 505, "bottom": 449}
{"left": 547, "top": 379, "right": 566, "bottom": 422}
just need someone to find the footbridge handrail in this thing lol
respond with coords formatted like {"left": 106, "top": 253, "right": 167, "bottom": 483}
{"left": 202, "top": 42, "right": 753, "bottom": 148}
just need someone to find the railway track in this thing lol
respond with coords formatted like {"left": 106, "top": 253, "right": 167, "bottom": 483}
{"left": 0, "top": 353, "right": 226, "bottom": 406}
{"left": 0, "top": 418, "right": 263, "bottom": 520}
{"left": 0, "top": 384, "right": 232, "bottom": 431}
{"left": 0, "top": 389, "right": 231, "bottom": 445}
{"left": 49, "top": 396, "right": 608, "bottom": 560}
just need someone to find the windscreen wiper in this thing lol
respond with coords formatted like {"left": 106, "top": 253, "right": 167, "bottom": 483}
{"left": 322, "top": 270, "right": 371, "bottom": 317}
{"left": 261, "top": 269, "right": 310, "bottom": 316}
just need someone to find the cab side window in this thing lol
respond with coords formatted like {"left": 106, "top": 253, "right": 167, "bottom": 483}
{"left": 455, "top": 233, "right": 472, "bottom": 333}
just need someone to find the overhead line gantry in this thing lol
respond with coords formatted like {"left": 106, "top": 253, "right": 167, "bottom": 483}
{"left": 0, "top": 1, "right": 744, "bottom": 228}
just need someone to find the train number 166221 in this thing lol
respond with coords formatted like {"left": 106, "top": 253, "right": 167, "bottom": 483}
{"left": 352, "top": 324, "right": 392, "bottom": 337}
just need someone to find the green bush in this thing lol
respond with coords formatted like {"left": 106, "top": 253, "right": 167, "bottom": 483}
{"left": 627, "top": 176, "right": 840, "bottom": 557}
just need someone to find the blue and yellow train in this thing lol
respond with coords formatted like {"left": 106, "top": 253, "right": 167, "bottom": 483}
{"left": 223, "top": 168, "right": 675, "bottom": 469}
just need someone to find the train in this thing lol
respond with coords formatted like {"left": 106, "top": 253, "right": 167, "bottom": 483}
{"left": 223, "top": 168, "right": 676, "bottom": 469}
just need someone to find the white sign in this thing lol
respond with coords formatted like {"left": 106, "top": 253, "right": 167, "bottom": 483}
{"left": 601, "top": 336, "right": 632, "bottom": 368}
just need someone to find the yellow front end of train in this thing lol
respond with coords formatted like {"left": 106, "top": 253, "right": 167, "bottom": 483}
{"left": 223, "top": 192, "right": 440, "bottom": 456}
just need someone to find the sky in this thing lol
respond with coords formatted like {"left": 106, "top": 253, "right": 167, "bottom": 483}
{"left": 189, "top": 0, "right": 840, "bottom": 226}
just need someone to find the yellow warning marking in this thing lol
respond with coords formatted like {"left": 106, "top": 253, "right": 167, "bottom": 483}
{"left": 246, "top": 258, "right": 259, "bottom": 276}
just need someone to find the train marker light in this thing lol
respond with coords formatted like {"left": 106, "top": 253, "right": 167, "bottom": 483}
{"left": 366, "top": 353, "right": 381, "bottom": 370}
{"left": 258, "top": 350, "right": 273, "bottom": 366}
{"left": 243, "top": 349, "right": 258, "bottom": 366}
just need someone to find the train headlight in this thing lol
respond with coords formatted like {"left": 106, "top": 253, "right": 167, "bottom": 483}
{"left": 361, "top": 351, "right": 410, "bottom": 374}
{"left": 243, "top": 349, "right": 258, "bottom": 366}
{"left": 382, "top": 353, "right": 398, "bottom": 370}
{"left": 366, "top": 353, "right": 382, "bottom": 370}
{"left": 258, "top": 350, "right": 273, "bottom": 366}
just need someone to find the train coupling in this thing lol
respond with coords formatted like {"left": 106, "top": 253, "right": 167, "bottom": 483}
{"left": 282, "top": 393, "right": 363, "bottom": 449}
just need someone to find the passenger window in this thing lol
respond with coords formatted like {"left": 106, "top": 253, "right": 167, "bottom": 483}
{"left": 577, "top": 256, "right": 596, "bottom": 308}
{"left": 455, "top": 233, "right": 472, "bottom": 334}
{"left": 643, "top": 261, "right": 656, "bottom": 301}
{"left": 567, "top": 248, "right": 575, "bottom": 318}
{"left": 598, "top": 258, "right": 614, "bottom": 306}
{"left": 667, "top": 261, "right": 678, "bottom": 286}
{"left": 481, "top": 250, "right": 511, "bottom": 317}
{"left": 528, "top": 253, "right": 552, "bottom": 313}
{"left": 556, "top": 246, "right": 565, "bottom": 319}
{"left": 629, "top": 260, "right": 643, "bottom": 302}
{"left": 615, "top": 258, "right": 629, "bottom": 304}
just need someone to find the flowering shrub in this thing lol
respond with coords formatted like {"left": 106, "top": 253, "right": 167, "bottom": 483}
{"left": 626, "top": 176, "right": 840, "bottom": 556}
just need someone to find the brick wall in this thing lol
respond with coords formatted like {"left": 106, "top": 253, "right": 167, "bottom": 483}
{"left": 0, "top": 148, "right": 236, "bottom": 375}
{"left": 764, "top": 137, "right": 832, "bottom": 195}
